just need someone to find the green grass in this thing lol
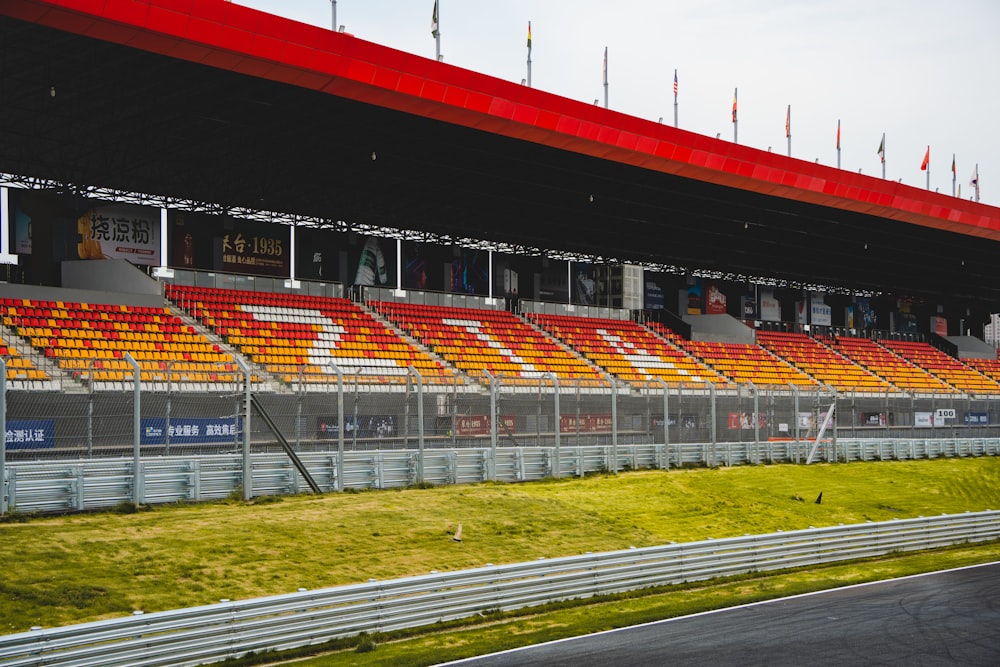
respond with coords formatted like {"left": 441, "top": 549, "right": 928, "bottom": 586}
{"left": 1, "top": 458, "right": 998, "bottom": 640}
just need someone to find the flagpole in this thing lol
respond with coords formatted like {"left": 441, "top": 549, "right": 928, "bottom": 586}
{"left": 836, "top": 120, "right": 841, "bottom": 169}
{"left": 526, "top": 21, "right": 532, "bottom": 87}
{"left": 925, "top": 146, "right": 930, "bottom": 190}
{"left": 432, "top": 0, "right": 441, "bottom": 61}
{"left": 975, "top": 163, "right": 980, "bottom": 202}
{"left": 603, "top": 46, "right": 609, "bottom": 109}
{"left": 732, "top": 88, "right": 738, "bottom": 143}
{"left": 786, "top": 104, "right": 791, "bottom": 157}
{"left": 879, "top": 133, "right": 886, "bottom": 179}
{"left": 330, "top": 0, "right": 336, "bottom": 30}
{"left": 952, "top": 154, "right": 956, "bottom": 197}
{"left": 673, "top": 69, "right": 678, "bottom": 128}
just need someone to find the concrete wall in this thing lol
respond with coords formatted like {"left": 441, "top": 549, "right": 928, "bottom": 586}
{"left": 683, "top": 314, "right": 755, "bottom": 344}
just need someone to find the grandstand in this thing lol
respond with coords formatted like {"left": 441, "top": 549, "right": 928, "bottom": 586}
{"left": 0, "top": 0, "right": 997, "bottom": 434}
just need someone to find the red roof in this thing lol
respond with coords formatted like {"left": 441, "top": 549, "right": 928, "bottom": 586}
{"left": 6, "top": 0, "right": 1000, "bottom": 241}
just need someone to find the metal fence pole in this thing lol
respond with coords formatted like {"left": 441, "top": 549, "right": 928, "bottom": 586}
{"left": 165, "top": 361, "right": 172, "bottom": 456}
{"left": 330, "top": 363, "right": 345, "bottom": 492}
{"left": 708, "top": 379, "right": 717, "bottom": 466}
{"left": 789, "top": 383, "right": 800, "bottom": 463}
{"left": 86, "top": 358, "right": 95, "bottom": 458}
{"left": 408, "top": 366, "right": 424, "bottom": 484}
{"left": 602, "top": 372, "right": 618, "bottom": 474}
{"left": 549, "top": 372, "right": 560, "bottom": 479}
{"left": 124, "top": 352, "right": 143, "bottom": 505}
{"left": 750, "top": 381, "right": 760, "bottom": 464}
{"left": 234, "top": 356, "right": 253, "bottom": 500}
{"left": 0, "top": 357, "right": 6, "bottom": 516}
{"left": 657, "top": 378, "right": 670, "bottom": 471}
{"left": 483, "top": 370, "right": 497, "bottom": 481}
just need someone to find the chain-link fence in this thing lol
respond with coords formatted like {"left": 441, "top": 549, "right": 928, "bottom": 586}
{"left": 4, "top": 364, "right": 1000, "bottom": 514}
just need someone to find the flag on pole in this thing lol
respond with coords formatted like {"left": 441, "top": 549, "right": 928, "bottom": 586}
{"left": 920, "top": 146, "right": 930, "bottom": 171}
{"left": 732, "top": 88, "right": 737, "bottom": 123}
{"left": 970, "top": 164, "right": 979, "bottom": 187}
{"left": 836, "top": 120, "right": 841, "bottom": 150}
{"left": 785, "top": 105, "right": 790, "bottom": 138}
{"left": 673, "top": 69, "right": 678, "bottom": 98}
{"left": 527, "top": 21, "right": 532, "bottom": 51}
{"left": 952, "top": 154, "right": 956, "bottom": 176}
{"left": 431, "top": 0, "right": 439, "bottom": 38}
{"left": 603, "top": 46, "right": 608, "bottom": 85}
{"left": 877, "top": 133, "right": 885, "bottom": 163}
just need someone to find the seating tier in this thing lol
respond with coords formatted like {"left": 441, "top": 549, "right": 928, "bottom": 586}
{"left": 527, "top": 314, "right": 720, "bottom": 386}
{"left": 373, "top": 302, "right": 602, "bottom": 384}
{"left": 168, "top": 286, "right": 448, "bottom": 383}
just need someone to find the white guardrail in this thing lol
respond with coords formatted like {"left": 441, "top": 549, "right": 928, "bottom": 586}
{"left": 6, "top": 438, "right": 1000, "bottom": 514}
{"left": 1, "top": 511, "right": 998, "bottom": 667}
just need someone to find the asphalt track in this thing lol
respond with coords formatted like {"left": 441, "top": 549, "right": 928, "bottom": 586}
{"left": 443, "top": 563, "right": 1000, "bottom": 666}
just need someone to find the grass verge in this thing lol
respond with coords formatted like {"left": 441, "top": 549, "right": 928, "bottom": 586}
{"left": 1, "top": 457, "right": 998, "bottom": 639}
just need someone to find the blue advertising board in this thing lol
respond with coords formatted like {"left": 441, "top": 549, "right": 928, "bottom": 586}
{"left": 141, "top": 417, "right": 241, "bottom": 445}
{"left": 964, "top": 412, "right": 989, "bottom": 425}
{"left": 5, "top": 419, "right": 56, "bottom": 449}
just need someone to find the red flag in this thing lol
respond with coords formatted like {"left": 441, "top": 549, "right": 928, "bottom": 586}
{"left": 920, "top": 146, "right": 930, "bottom": 171}
{"left": 732, "top": 88, "right": 737, "bottom": 123}
{"left": 836, "top": 120, "right": 841, "bottom": 150}
{"left": 785, "top": 105, "right": 790, "bottom": 138}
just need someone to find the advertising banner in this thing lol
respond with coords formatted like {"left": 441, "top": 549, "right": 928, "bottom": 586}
{"left": 931, "top": 315, "right": 948, "bottom": 336}
{"left": 810, "top": 302, "right": 832, "bottom": 326}
{"left": 141, "top": 418, "right": 241, "bottom": 445}
{"left": 454, "top": 415, "right": 517, "bottom": 436}
{"left": 686, "top": 280, "right": 703, "bottom": 315}
{"left": 76, "top": 203, "right": 160, "bottom": 264}
{"left": 316, "top": 415, "right": 397, "bottom": 438}
{"left": 760, "top": 289, "right": 781, "bottom": 321}
{"left": 964, "top": 412, "right": 989, "bottom": 425}
{"left": 706, "top": 282, "right": 727, "bottom": 314}
{"left": 727, "top": 412, "right": 766, "bottom": 430}
{"left": 218, "top": 220, "right": 289, "bottom": 277}
{"left": 5, "top": 419, "right": 56, "bottom": 449}
{"left": 560, "top": 413, "right": 613, "bottom": 433}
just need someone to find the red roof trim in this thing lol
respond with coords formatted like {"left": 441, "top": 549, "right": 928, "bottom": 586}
{"left": 6, "top": 0, "right": 1000, "bottom": 240}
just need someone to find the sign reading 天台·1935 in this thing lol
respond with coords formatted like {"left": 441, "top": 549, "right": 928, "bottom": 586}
{"left": 218, "top": 221, "right": 289, "bottom": 277}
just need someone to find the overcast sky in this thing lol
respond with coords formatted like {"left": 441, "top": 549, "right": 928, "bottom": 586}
{"left": 236, "top": 1, "right": 999, "bottom": 205}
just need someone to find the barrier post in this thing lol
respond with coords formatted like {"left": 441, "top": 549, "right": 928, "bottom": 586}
{"left": 234, "top": 356, "right": 253, "bottom": 500}
{"left": 124, "top": 353, "right": 143, "bottom": 505}
{"left": 602, "top": 372, "right": 618, "bottom": 474}
{"left": 0, "top": 357, "right": 6, "bottom": 516}
{"left": 483, "top": 370, "right": 497, "bottom": 481}
{"left": 657, "top": 378, "right": 670, "bottom": 471}
{"left": 549, "top": 373, "right": 560, "bottom": 479}
{"left": 408, "top": 366, "right": 424, "bottom": 484}
{"left": 330, "top": 363, "right": 345, "bottom": 492}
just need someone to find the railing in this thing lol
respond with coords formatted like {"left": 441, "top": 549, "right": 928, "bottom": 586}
{"left": 5, "top": 439, "right": 999, "bottom": 514}
{"left": 1, "top": 510, "right": 997, "bottom": 667}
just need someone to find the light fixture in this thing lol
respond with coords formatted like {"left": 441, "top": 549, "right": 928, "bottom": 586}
{"left": 370, "top": 151, "right": 377, "bottom": 161}
{"left": 50, "top": 86, "right": 56, "bottom": 97}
